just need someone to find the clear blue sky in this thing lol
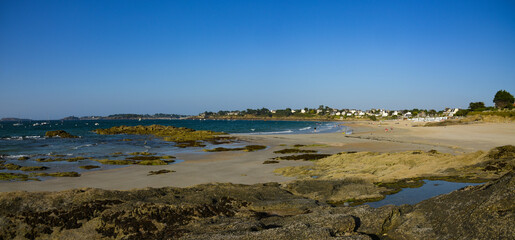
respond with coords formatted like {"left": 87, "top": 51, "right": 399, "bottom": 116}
{"left": 1, "top": 0, "right": 514, "bottom": 119}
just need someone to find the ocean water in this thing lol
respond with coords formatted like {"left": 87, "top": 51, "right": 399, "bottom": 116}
{"left": 0, "top": 120, "right": 343, "bottom": 176}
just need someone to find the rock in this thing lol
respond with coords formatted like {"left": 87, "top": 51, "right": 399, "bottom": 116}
{"left": 45, "top": 130, "right": 78, "bottom": 138}
{"left": 0, "top": 172, "right": 513, "bottom": 239}
{"left": 386, "top": 171, "right": 515, "bottom": 239}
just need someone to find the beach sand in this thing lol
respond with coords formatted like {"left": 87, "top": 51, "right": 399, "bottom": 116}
{"left": 1, "top": 121, "right": 514, "bottom": 192}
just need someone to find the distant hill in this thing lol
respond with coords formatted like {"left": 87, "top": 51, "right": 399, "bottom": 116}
{"left": 0, "top": 118, "right": 32, "bottom": 122}
{"left": 60, "top": 113, "right": 190, "bottom": 121}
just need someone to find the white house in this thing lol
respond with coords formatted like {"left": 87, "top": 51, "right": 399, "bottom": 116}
{"left": 381, "top": 111, "right": 388, "bottom": 117}
{"left": 301, "top": 109, "right": 306, "bottom": 113}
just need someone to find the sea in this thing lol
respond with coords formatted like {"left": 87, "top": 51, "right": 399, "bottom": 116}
{"left": 0, "top": 119, "right": 345, "bottom": 176}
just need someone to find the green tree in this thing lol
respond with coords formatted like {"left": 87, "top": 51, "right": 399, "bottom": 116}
{"left": 469, "top": 102, "right": 485, "bottom": 111}
{"left": 493, "top": 90, "right": 514, "bottom": 108}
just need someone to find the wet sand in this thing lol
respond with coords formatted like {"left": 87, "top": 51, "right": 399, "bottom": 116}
{"left": 1, "top": 121, "right": 514, "bottom": 192}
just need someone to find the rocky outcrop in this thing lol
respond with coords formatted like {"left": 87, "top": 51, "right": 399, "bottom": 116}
{"left": 0, "top": 173, "right": 513, "bottom": 239}
{"left": 45, "top": 130, "right": 78, "bottom": 138}
{"left": 384, "top": 171, "right": 515, "bottom": 239}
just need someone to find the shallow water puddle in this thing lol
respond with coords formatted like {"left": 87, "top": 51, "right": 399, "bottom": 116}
{"left": 365, "top": 180, "right": 482, "bottom": 208}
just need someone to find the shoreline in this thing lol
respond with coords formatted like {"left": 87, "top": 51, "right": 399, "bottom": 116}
{"left": 1, "top": 121, "right": 514, "bottom": 192}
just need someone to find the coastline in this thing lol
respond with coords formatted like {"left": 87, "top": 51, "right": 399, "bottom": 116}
{"left": 1, "top": 121, "right": 513, "bottom": 192}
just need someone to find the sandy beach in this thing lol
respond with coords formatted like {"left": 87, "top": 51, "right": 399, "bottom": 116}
{"left": 1, "top": 121, "right": 514, "bottom": 192}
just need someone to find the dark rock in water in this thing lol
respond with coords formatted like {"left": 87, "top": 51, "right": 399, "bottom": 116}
{"left": 0, "top": 173, "right": 513, "bottom": 239}
{"left": 45, "top": 130, "right": 78, "bottom": 138}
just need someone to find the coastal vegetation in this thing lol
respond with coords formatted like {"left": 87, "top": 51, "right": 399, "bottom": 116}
{"left": 493, "top": 89, "right": 515, "bottom": 109}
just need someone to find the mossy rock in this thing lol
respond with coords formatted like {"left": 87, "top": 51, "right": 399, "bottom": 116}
{"left": 95, "top": 159, "right": 134, "bottom": 165}
{"left": 486, "top": 145, "right": 515, "bottom": 160}
{"left": 32, "top": 172, "right": 81, "bottom": 177}
{"left": 126, "top": 156, "right": 162, "bottom": 161}
{"left": 17, "top": 156, "right": 30, "bottom": 160}
{"left": 45, "top": 130, "right": 78, "bottom": 138}
{"left": 79, "top": 165, "right": 101, "bottom": 170}
{"left": 273, "top": 154, "right": 331, "bottom": 161}
{"left": 20, "top": 166, "right": 48, "bottom": 171}
{"left": 263, "top": 160, "right": 279, "bottom": 164}
{"left": 274, "top": 149, "right": 318, "bottom": 154}
{"left": 0, "top": 172, "right": 34, "bottom": 181}
{"left": 204, "top": 145, "right": 267, "bottom": 153}
{"left": 2, "top": 163, "right": 21, "bottom": 170}
{"left": 95, "top": 159, "right": 169, "bottom": 166}
{"left": 204, "top": 147, "right": 245, "bottom": 152}
{"left": 175, "top": 141, "right": 207, "bottom": 148}
{"left": 36, "top": 157, "right": 86, "bottom": 162}
{"left": 136, "top": 160, "right": 168, "bottom": 165}
{"left": 129, "top": 152, "right": 155, "bottom": 156}
{"left": 148, "top": 169, "right": 175, "bottom": 175}
{"left": 244, "top": 145, "right": 266, "bottom": 152}
{"left": 94, "top": 125, "right": 224, "bottom": 142}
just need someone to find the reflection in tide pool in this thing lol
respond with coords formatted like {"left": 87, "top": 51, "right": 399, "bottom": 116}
{"left": 366, "top": 180, "right": 483, "bottom": 208}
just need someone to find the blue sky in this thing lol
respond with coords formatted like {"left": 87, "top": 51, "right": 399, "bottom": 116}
{"left": 1, "top": 0, "right": 514, "bottom": 119}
